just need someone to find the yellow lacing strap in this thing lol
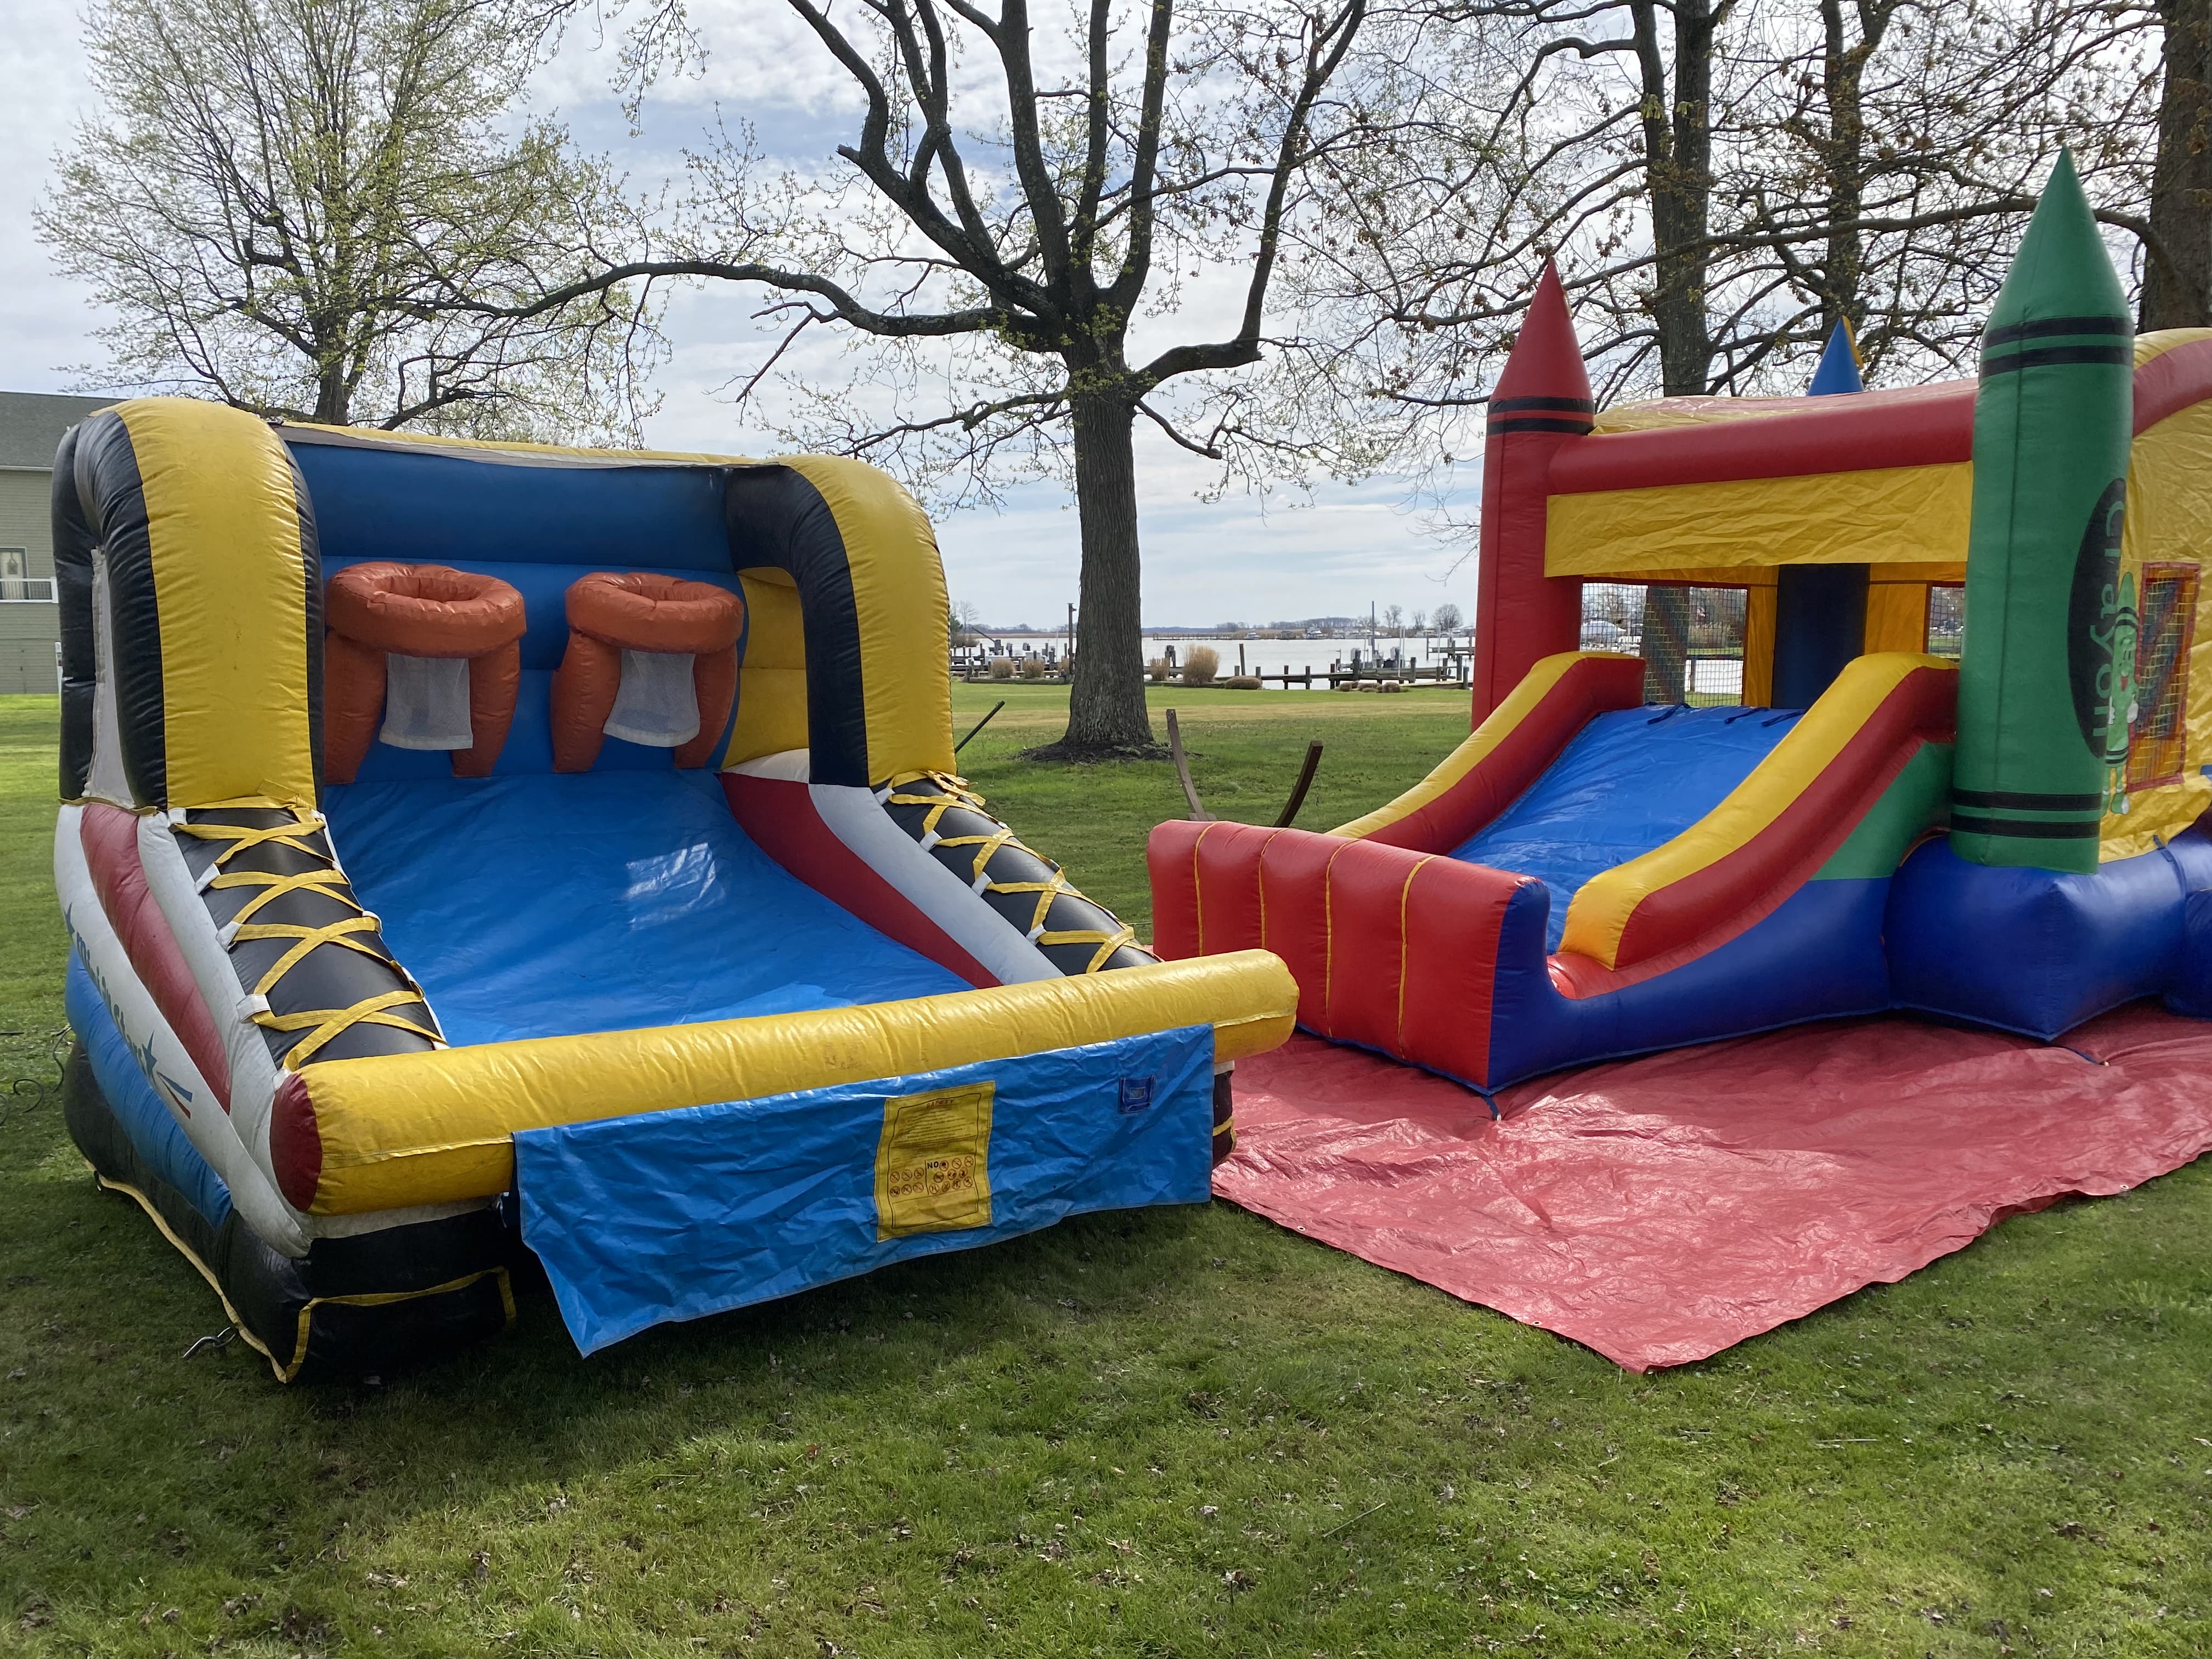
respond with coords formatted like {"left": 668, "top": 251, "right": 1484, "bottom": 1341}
{"left": 93, "top": 1172, "right": 514, "bottom": 1382}
{"left": 883, "top": 770, "right": 1138, "bottom": 973}
{"left": 256, "top": 990, "right": 443, "bottom": 1070}
{"left": 174, "top": 808, "right": 443, "bottom": 1068}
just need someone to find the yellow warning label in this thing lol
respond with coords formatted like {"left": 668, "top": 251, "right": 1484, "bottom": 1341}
{"left": 874, "top": 1081, "right": 994, "bottom": 1239}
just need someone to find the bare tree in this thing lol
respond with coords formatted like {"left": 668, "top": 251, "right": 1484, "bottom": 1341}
{"left": 1296, "top": 0, "right": 2160, "bottom": 422}
{"left": 481, "top": 0, "right": 1372, "bottom": 757}
{"left": 1273, "top": 0, "right": 2173, "bottom": 629}
{"left": 40, "top": 0, "right": 658, "bottom": 439}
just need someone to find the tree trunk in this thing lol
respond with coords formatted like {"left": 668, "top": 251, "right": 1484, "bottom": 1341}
{"left": 1056, "top": 391, "right": 1159, "bottom": 755}
{"left": 316, "top": 352, "right": 351, "bottom": 425}
{"left": 1819, "top": 0, "right": 1881, "bottom": 336}
{"left": 1631, "top": 0, "right": 1718, "bottom": 703}
{"left": 1634, "top": 0, "right": 1717, "bottom": 400}
{"left": 2144, "top": 0, "right": 2212, "bottom": 329}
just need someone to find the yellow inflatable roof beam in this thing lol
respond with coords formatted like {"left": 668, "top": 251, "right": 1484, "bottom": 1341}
{"left": 284, "top": 950, "right": 1297, "bottom": 1214}
{"left": 1545, "top": 462, "right": 1974, "bottom": 577}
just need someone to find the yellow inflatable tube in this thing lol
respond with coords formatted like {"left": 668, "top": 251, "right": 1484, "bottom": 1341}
{"left": 280, "top": 951, "right": 1297, "bottom": 1215}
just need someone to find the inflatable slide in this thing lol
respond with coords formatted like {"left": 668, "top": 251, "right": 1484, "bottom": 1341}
{"left": 1151, "top": 155, "right": 2212, "bottom": 1097}
{"left": 52, "top": 410, "right": 1294, "bottom": 1379}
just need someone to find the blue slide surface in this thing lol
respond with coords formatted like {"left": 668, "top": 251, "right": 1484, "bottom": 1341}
{"left": 1452, "top": 706, "right": 1802, "bottom": 950}
{"left": 323, "top": 770, "right": 968, "bottom": 1047}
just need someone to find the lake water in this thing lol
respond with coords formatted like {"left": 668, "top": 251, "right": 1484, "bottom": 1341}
{"left": 965, "top": 633, "right": 1463, "bottom": 689}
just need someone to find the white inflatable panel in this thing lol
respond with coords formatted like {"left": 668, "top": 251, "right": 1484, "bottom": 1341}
{"left": 55, "top": 806, "right": 309, "bottom": 1255}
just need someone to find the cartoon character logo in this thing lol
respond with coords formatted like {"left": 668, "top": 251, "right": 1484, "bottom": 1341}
{"left": 2069, "top": 479, "right": 2134, "bottom": 776}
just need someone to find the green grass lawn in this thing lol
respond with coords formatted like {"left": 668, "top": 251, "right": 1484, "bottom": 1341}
{"left": 3, "top": 686, "right": 2211, "bottom": 1656}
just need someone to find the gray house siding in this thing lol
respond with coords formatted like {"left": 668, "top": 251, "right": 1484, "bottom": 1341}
{"left": 0, "top": 393, "right": 119, "bottom": 695}
{"left": 0, "top": 471, "right": 59, "bottom": 693}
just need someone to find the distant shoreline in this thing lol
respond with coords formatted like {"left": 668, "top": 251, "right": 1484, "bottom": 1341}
{"left": 968, "top": 628, "right": 1453, "bottom": 641}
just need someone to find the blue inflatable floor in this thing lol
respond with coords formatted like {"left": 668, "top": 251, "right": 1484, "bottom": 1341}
{"left": 323, "top": 770, "right": 968, "bottom": 1047}
{"left": 1453, "top": 705, "right": 1802, "bottom": 950}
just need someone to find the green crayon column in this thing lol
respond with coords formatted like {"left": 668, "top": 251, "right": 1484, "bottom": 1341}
{"left": 1951, "top": 151, "right": 2135, "bottom": 873}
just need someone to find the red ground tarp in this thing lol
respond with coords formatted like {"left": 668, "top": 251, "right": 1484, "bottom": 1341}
{"left": 1216, "top": 1007, "right": 2212, "bottom": 1370}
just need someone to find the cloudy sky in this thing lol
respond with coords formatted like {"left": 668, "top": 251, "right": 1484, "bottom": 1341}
{"left": 0, "top": 1, "right": 1474, "bottom": 629}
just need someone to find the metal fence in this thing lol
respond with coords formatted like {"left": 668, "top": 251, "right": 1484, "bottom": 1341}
{"left": 1926, "top": 585, "right": 1965, "bottom": 659}
{"left": 1581, "top": 582, "right": 1747, "bottom": 704}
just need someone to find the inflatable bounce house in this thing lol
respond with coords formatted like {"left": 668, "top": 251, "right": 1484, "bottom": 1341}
{"left": 1150, "top": 155, "right": 2212, "bottom": 1098}
{"left": 51, "top": 409, "right": 1294, "bottom": 1379}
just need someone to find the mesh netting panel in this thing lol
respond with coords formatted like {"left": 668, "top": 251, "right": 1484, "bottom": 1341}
{"left": 1926, "top": 585, "right": 1965, "bottom": 660}
{"left": 380, "top": 654, "right": 474, "bottom": 751}
{"left": 605, "top": 650, "right": 700, "bottom": 747}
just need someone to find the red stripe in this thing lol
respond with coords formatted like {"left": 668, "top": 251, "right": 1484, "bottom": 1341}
{"left": 79, "top": 804, "right": 232, "bottom": 1113}
{"left": 2134, "top": 336, "right": 2212, "bottom": 433}
{"left": 1609, "top": 667, "right": 1957, "bottom": 972}
{"left": 269, "top": 1070, "right": 319, "bottom": 1211}
{"left": 1364, "top": 655, "right": 1645, "bottom": 853}
{"left": 720, "top": 774, "right": 1001, "bottom": 989}
{"left": 1548, "top": 346, "right": 2212, "bottom": 499}
{"left": 1549, "top": 381, "right": 1976, "bottom": 495}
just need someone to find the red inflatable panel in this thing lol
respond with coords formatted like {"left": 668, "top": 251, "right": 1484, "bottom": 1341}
{"left": 1257, "top": 828, "right": 1346, "bottom": 1029}
{"left": 1191, "top": 821, "right": 1274, "bottom": 958}
{"left": 1398, "top": 858, "right": 1531, "bottom": 1086}
{"left": 1149, "top": 821, "right": 1534, "bottom": 1076}
{"left": 1319, "top": 842, "right": 1425, "bottom": 1055}
{"left": 722, "top": 773, "right": 999, "bottom": 989}
{"left": 1218, "top": 1006, "right": 2212, "bottom": 1370}
{"left": 2134, "top": 335, "right": 2212, "bottom": 432}
{"left": 80, "top": 803, "right": 232, "bottom": 1112}
{"left": 1547, "top": 379, "right": 1976, "bottom": 496}
{"left": 1146, "top": 821, "right": 1206, "bottom": 960}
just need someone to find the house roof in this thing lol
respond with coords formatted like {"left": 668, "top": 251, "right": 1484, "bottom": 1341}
{"left": 0, "top": 391, "right": 123, "bottom": 471}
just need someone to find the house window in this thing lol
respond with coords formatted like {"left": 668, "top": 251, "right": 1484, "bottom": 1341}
{"left": 2128, "top": 562, "right": 2198, "bottom": 792}
{"left": 0, "top": 548, "right": 55, "bottom": 603}
{"left": 1925, "top": 584, "right": 1964, "bottom": 659}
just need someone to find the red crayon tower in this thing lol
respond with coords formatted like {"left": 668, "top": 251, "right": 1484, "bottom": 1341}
{"left": 1470, "top": 262, "right": 1593, "bottom": 721}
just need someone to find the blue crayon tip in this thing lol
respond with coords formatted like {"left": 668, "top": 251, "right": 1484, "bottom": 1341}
{"left": 1808, "top": 320, "right": 1863, "bottom": 396}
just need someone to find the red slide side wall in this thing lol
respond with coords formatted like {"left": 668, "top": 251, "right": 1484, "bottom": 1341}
{"left": 1149, "top": 821, "right": 1536, "bottom": 1087}
{"left": 1609, "top": 669, "right": 1955, "bottom": 972}
{"left": 1359, "top": 654, "right": 1646, "bottom": 854}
